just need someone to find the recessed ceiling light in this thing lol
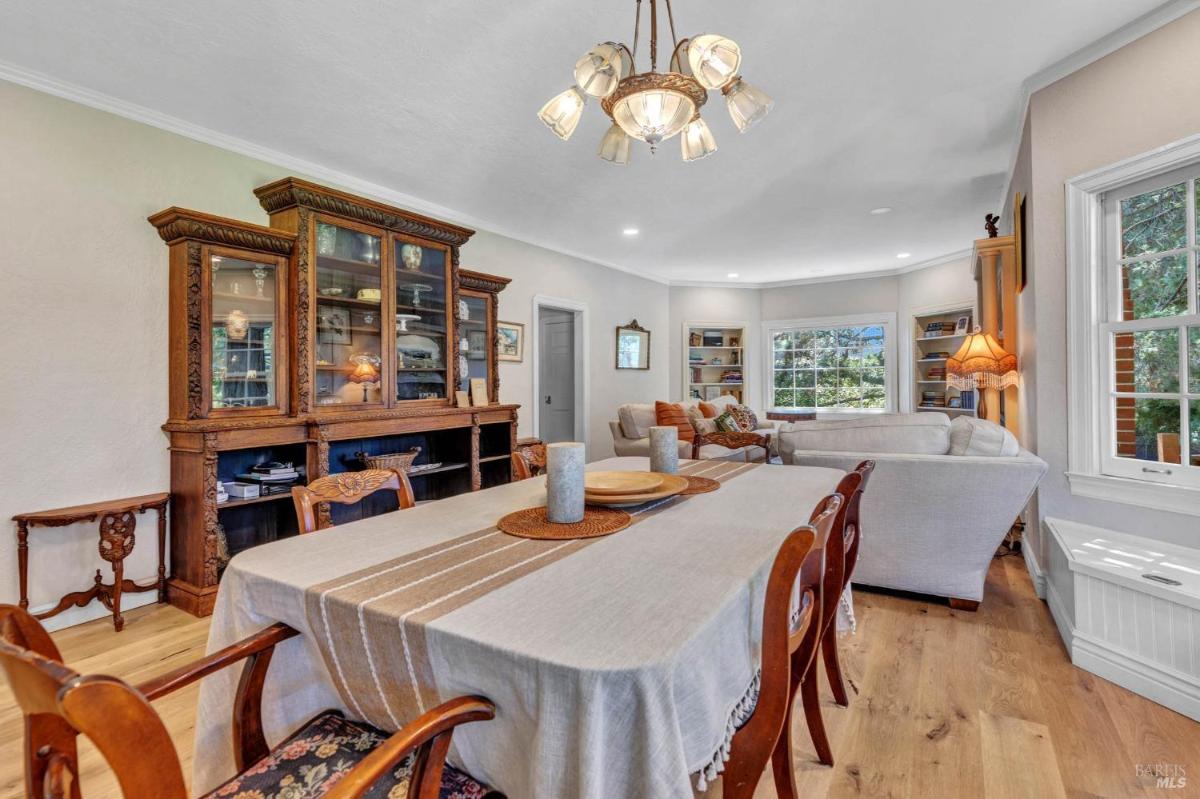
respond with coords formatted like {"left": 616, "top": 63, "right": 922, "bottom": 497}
{"left": 869, "top": 207, "right": 893, "bottom": 215}
{"left": 727, "top": 272, "right": 739, "bottom": 279}
{"left": 622, "top": 227, "right": 639, "bottom": 236}
{"left": 896, "top": 252, "right": 912, "bottom": 259}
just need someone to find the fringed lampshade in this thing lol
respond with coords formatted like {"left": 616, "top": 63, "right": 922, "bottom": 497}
{"left": 947, "top": 329, "right": 1018, "bottom": 390}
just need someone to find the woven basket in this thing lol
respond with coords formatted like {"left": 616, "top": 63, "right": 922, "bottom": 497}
{"left": 357, "top": 447, "right": 421, "bottom": 473}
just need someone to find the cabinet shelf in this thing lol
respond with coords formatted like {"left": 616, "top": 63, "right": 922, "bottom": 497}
{"left": 396, "top": 304, "right": 445, "bottom": 315}
{"left": 406, "top": 462, "right": 469, "bottom": 477}
{"left": 317, "top": 254, "right": 383, "bottom": 276}
{"left": 217, "top": 491, "right": 297, "bottom": 510}
{"left": 316, "top": 295, "right": 383, "bottom": 310}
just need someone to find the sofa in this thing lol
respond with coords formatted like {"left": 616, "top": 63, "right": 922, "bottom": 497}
{"left": 609, "top": 395, "right": 779, "bottom": 462}
{"left": 778, "top": 413, "right": 1047, "bottom": 607}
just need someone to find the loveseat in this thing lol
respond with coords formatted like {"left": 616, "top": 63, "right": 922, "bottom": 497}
{"left": 609, "top": 395, "right": 778, "bottom": 462}
{"left": 778, "top": 413, "right": 1047, "bottom": 607}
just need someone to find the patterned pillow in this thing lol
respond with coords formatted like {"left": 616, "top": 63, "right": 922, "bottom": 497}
{"left": 655, "top": 400, "right": 696, "bottom": 442}
{"left": 714, "top": 411, "right": 743, "bottom": 433}
{"left": 728, "top": 403, "right": 758, "bottom": 431}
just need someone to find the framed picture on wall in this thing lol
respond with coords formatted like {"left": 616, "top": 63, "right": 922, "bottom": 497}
{"left": 1014, "top": 191, "right": 1027, "bottom": 292}
{"left": 497, "top": 321, "right": 524, "bottom": 362}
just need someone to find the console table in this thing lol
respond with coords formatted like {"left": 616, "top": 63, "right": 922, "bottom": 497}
{"left": 13, "top": 492, "right": 169, "bottom": 631}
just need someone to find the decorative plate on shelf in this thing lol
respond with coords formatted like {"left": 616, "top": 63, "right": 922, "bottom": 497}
{"left": 397, "top": 334, "right": 441, "bottom": 362}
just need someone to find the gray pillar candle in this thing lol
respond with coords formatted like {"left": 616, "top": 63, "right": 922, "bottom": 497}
{"left": 546, "top": 442, "right": 586, "bottom": 523}
{"left": 649, "top": 425, "right": 679, "bottom": 474}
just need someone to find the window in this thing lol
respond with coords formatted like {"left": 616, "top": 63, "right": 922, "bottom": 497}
{"left": 764, "top": 314, "right": 895, "bottom": 412}
{"left": 1100, "top": 167, "right": 1200, "bottom": 489}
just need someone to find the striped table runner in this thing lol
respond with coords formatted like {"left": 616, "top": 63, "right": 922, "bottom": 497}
{"left": 303, "top": 459, "right": 760, "bottom": 732}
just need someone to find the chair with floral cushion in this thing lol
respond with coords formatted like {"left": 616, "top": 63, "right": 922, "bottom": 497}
{"left": 0, "top": 604, "right": 504, "bottom": 799}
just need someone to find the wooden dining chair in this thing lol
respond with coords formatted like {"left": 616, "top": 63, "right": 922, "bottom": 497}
{"left": 721, "top": 492, "right": 842, "bottom": 799}
{"left": 824, "top": 460, "right": 875, "bottom": 707}
{"left": 292, "top": 468, "right": 415, "bottom": 534}
{"left": 510, "top": 443, "right": 547, "bottom": 481}
{"left": 0, "top": 604, "right": 504, "bottom": 799}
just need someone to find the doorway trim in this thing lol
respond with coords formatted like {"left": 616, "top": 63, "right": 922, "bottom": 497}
{"left": 531, "top": 294, "right": 589, "bottom": 446}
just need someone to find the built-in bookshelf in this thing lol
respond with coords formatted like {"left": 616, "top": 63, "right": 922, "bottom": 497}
{"left": 684, "top": 323, "right": 745, "bottom": 403}
{"left": 912, "top": 306, "right": 977, "bottom": 416}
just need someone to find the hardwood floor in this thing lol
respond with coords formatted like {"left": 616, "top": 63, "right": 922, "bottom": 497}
{"left": 1, "top": 555, "right": 1196, "bottom": 798}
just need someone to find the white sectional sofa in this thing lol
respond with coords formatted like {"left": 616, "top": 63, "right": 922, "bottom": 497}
{"left": 609, "top": 395, "right": 778, "bottom": 462}
{"left": 779, "top": 413, "right": 1047, "bottom": 607}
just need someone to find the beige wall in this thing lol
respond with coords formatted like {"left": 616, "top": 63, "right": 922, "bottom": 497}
{"left": 669, "top": 258, "right": 976, "bottom": 413}
{"left": 1018, "top": 9, "right": 1200, "bottom": 565}
{"left": 0, "top": 80, "right": 667, "bottom": 626}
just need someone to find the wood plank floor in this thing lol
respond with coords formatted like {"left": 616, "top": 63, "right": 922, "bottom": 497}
{"left": 1, "top": 554, "right": 1196, "bottom": 798}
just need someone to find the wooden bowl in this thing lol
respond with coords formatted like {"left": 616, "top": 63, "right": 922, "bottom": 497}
{"left": 585, "top": 471, "right": 665, "bottom": 496}
{"left": 585, "top": 474, "right": 690, "bottom": 507}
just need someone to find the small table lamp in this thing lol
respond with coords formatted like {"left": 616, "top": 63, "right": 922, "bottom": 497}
{"left": 347, "top": 355, "right": 379, "bottom": 402}
{"left": 947, "top": 328, "right": 1017, "bottom": 419}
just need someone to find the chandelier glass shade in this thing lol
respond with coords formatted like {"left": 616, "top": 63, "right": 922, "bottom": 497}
{"left": 539, "top": 0, "right": 773, "bottom": 162}
{"left": 538, "top": 86, "right": 587, "bottom": 141}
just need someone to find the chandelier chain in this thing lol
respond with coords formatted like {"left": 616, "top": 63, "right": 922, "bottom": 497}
{"left": 649, "top": 0, "right": 658, "bottom": 72}
{"left": 664, "top": 0, "right": 679, "bottom": 53}
{"left": 632, "top": 0, "right": 642, "bottom": 71}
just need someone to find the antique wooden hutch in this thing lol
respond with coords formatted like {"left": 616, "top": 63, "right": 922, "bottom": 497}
{"left": 150, "top": 179, "right": 516, "bottom": 616}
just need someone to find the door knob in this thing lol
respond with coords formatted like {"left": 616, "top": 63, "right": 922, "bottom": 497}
{"left": 545, "top": 395, "right": 552, "bottom": 404}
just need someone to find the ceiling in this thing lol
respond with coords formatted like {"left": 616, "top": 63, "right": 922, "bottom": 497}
{"left": 0, "top": 0, "right": 1179, "bottom": 285}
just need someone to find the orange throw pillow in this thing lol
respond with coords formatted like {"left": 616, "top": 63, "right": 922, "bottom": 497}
{"left": 698, "top": 401, "right": 720, "bottom": 418}
{"left": 654, "top": 401, "right": 696, "bottom": 443}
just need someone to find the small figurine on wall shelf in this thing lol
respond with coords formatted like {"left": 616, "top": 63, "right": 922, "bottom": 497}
{"left": 985, "top": 213, "right": 1000, "bottom": 238}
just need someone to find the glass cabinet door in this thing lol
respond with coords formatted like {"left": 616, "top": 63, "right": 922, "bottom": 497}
{"left": 314, "top": 221, "right": 384, "bottom": 407}
{"left": 210, "top": 254, "right": 279, "bottom": 410}
{"left": 393, "top": 238, "right": 450, "bottom": 401}
{"left": 459, "top": 291, "right": 491, "bottom": 397}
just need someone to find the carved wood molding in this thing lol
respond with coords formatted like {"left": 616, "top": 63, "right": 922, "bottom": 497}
{"left": 201, "top": 433, "right": 221, "bottom": 586}
{"left": 314, "top": 426, "right": 332, "bottom": 529}
{"left": 148, "top": 208, "right": 296, "bottom": 255}
{"left": 305, "top": 470, "right": 395, "bottom": 501}
{"left": 163, "top": 404, "right": 520, "bottom": 433}
{"left": 295, "top": 210, "right": 313, "bottom": 414}
{"left": 254, "top": 178, "right": 474, "bottom": 248}
{"left": 185, "top": 242, "right": 205, "bottom": 420}
{"left": 460, "top": 269, "right": 512, "bottom": 294}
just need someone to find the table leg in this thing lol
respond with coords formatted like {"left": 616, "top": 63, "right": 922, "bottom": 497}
{"left": 17, "top": 521, "right": 29, "bottom": 610}
{"left": 111, "top": 557, "right": 125, "bottom": 632}
{"left": 156, "top": 504, "right": 167, "bottom": 603}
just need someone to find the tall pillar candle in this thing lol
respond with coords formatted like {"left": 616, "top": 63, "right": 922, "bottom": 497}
{"left": 546, "top": 442, "right": 586, "bottom": 523}
{"left": 649, "top": 425, "right": 679, "bottom": 474}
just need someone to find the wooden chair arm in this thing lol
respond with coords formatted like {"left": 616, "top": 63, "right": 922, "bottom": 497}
{"left": 136, "top": 623, "right": 298, "bottom": 701}
{"left": 322, "top": 695, "right": 497, "bottom": 799}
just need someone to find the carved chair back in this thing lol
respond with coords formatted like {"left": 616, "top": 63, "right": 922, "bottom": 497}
{"left": 292, "top": 469, "right": 415, "bottom": 534}
{"left": 721, "top": 492, "right": 842, "bottom": 798}
{"left": 842, "top": 460, "right": 875, "bottom": 589}
{"left": 510, "top": 444, "right": 547, "bottom": 481}
{"left": 0, "top": 606, "right": 188, "bottom": 799}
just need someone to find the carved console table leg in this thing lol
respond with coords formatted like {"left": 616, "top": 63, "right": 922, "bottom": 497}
{"left": 17, "top": 521, "right": 29, "bottom": 610}
{"left": 156, "top": 504, "right": 168, "bottom": 603}
{"left": 98, "top": 511, "right": 136, "bottom": 632}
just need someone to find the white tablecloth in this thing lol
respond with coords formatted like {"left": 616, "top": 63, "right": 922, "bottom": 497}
{"left": 193, "top": 457, "right": 845, "bottom": 798}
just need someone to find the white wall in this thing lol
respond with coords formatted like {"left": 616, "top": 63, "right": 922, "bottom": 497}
{"left": 669, "top": 259, "right": 976, "bottom": 415}
{"left": 0, "top": 80, "right": 667, "bottom": 626}
{"left": 1019, "top": 9, "right": 1200, "bottom": 552}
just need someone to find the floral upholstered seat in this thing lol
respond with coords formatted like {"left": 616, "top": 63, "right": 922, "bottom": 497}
{"left": 203, "top": 710, "right": 503, "bottom": 799}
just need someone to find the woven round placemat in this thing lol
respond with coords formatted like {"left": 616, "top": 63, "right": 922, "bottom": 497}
{"left": 680, "top": 475, "right": 721, "bottom": 495}
{"left": 497, "top": 506, "right": 633, "bottom": 540}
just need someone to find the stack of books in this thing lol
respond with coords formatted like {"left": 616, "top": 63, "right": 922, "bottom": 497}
{"left": 920, "top": 390, "right": 947, "bottom": 408}
{"left": 720, "top": 370, "right": 742, "bottom": 384}
{"left": 921, "top": 351, "right": 951, "bottom": 361}
{"left": 926, "top": 365, "right": 946, "bottom": 381}
{"left": 922, "top": 321, "right": 956, "bottom": 338}
{"left": 236, "top": 462, "right": 304, "bottom": 496}
{"left": 959, "top": 391, "right": 976, "bottom": 410}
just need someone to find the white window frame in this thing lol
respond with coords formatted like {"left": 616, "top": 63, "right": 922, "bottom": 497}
{"left": 761, "top": 312, "right": 897, "bottom": 414}
{"left": 1066, "top": 134, "right": 1200, "bottom": 516}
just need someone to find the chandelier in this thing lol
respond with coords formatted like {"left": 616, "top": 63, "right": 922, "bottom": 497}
{"left": 538, "top": 0, "right": 774, "bottom": 163}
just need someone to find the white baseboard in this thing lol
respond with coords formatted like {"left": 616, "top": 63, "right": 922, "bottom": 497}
{"left": 1073, "top": 633, "right": 1200, "bottom": 722}
{"left": 1022, "top": 539, "right": 1046, "bottom": 599}
{"left": 1045, "top": 578, "right": 1075, "bottom": 657}
{"left": 32, "top": 591, "right": 160, "bottom": 632}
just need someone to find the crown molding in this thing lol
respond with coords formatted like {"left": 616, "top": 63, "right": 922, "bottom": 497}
{"left": 995, "top": 0, "right": 1200, "bottom": 217}
{"left": 669, "top": 248, "right": 973, "bottom": 290}
{"left": 0, "top": 58, "right": 671, "bottom": 287}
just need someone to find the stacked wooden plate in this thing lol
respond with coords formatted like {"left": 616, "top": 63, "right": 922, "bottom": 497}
{"left": 584, "top": 471, "right": 689, "bottom": 508}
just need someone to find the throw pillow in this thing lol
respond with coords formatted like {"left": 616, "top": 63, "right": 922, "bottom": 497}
{"left": 948, "top": 415, "right": 1019, "bottom": 456}
{"left": 698, "top": 401, "right": 720, "bottom": 418}
{"left": 714, "top": 411, "right": 743, "bottom": 433}
{"left": 728, "top": 403, "right": 758, "bottom": 432}
{"left": 655, "top": 400, "right": 696, "bottom": 443}
{"left": 692, "top": 417, "right": 719, "bottom": 436}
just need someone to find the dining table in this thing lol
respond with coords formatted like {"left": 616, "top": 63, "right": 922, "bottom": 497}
{"left": 193, "top": 456, "right": 847, "bottom": 799}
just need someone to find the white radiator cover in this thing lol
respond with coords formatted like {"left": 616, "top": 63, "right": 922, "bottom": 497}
{"left": 1046, "top": 517, "right": 1200, "bottom": 722}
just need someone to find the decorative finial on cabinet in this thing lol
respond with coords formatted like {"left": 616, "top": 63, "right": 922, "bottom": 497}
{"left": 985, "top": 213, "right": 1000, "bottom": 238}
